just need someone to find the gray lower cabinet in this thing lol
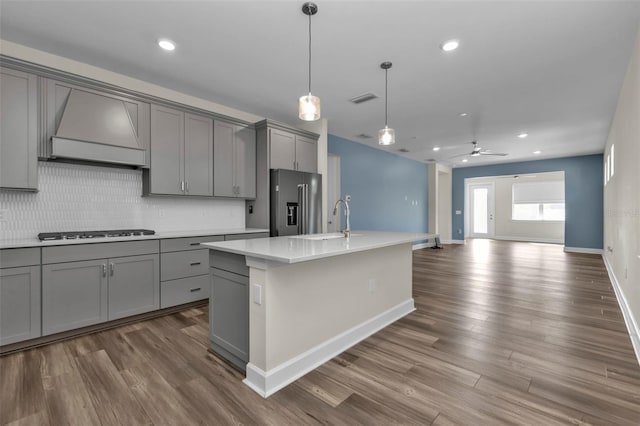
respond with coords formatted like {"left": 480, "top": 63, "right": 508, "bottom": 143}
{"left": 0, "top": 266, "right": 41, "bottom": 345}
{"left": 210, "top": 250, "right": 250, "bottom": 370}
{"left": 159, "top": 235, "right": 223, "bottom": 308}
{"left": 108, "top": 254, "right": 159, "bottom": 320}
{"left": 0, "top": 67, "right": 38, "bottom": 191}
{"left": 42, "top": 259, "right": 108, "bottom": 335}
{"left": 213, "top": 121, "right": 256, "bottom": 199}
{"left": 41, "top": 241, "right": 160, "bottom": 336}
{"left": 144, "top": 105, "right": 213, "bottom": 196}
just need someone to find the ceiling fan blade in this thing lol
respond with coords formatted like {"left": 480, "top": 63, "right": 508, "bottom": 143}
{"left": 479, "top": 152, "right": 508, "bottom": 156}
{"left": 448, "top": 153, "right": 470, "bottom": 159}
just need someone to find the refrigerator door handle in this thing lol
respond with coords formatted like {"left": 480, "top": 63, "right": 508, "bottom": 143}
{"left": 298, "top": 183, "right": 309, "bottom": 235}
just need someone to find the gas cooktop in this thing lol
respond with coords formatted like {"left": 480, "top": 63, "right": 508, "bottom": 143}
{"left": 38, "top": 229, "right": 155, "bottom": 241}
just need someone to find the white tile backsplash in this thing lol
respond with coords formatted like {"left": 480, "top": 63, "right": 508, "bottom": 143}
{"left": 0, "top": 162, "right": 245, "bottom": 240}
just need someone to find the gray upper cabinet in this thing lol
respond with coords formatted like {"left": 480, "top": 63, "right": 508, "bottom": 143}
{"left": 43, "top": 78, "right": 150, "bottom": 167}
{"left": 295, "top": 134, "right": 317, "bottom": 173}
{"left": 268, "top": 128, "right": 317, "bottom": 173}
{"left": 269, "top": 129, "right": 296, "bottom": 171}
{"left": 144, "top": 105, "right": 213, "bottom": 196}
{"left": 214, "top": 121, "right": 256, "bottom": 198}
{"left": 185, "top": 113, "right": 214, "bottom": 196}
{"left": 0, "top": 67, "right": 38, "bottom": 191}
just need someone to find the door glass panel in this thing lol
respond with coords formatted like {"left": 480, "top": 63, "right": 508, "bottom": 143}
{"left": 473, "top": 188, "right": 488, "bottom": 234}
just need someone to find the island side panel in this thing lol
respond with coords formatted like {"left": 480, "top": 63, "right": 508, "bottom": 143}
{"left": 250, "top": 242, "right": 413, "bottom": 374}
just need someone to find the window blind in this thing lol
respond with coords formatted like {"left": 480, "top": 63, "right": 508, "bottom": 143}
{"left": 512, "top": 181, "right": 564, "bottom": 204}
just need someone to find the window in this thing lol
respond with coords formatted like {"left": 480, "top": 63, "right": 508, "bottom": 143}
{"left": 611, "top": 144, "right": 615, "bottom": 178}
{"left": 512, "top": 181, "right": 565, "bottom": 221}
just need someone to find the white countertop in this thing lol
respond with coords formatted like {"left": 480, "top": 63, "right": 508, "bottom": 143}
{"left": 0, "top": 228, "right": 269, "bottom": 249}
{"left": 201, "top": 231, "right": 434, "bottom": 264}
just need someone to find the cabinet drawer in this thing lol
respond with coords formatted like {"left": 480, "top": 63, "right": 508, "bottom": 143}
{"left": 42, "top": 240, "right": 158, "bottom": 264}
{"left": 161, "top": 275, "right": 209, "bottom": 308}
{"left": 160, "top": 235, "right": 224, "bottom": 252}
{"left": 0, "top": 247, "right": 40, "bottom": 268}
{"left": 210, "top": 251, "right": 248, "bottom": 277}
{"left": 224, "top": 232, "right": 269, "bottom": 241}
{"left": 161, "top": 249, "right": 209, "bottom": 281}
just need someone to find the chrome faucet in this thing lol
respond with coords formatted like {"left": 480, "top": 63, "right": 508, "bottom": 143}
{"left": 333, "top": 198, "right": 351, "bottom": 238}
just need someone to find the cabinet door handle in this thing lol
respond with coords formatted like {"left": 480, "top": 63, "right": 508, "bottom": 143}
{"left": 181, "top": 181, "right": 185, "bottom": 192}
{"left": 189, "top": 242, "right": 200, "bottom": 246}
{"left": 185, "top": 181, "right": 189, "bottom": 193}
{"left": 102, "top": 264, "right": 107, "bottom": 277}
{"left": 189, "top": 287, "right": 201, "bottom": 293}
{"left": 109, "top": 263, "right": 114, "bottom": 276}
{"left": 190, "top": 262, "right": 201, "bottom": 266}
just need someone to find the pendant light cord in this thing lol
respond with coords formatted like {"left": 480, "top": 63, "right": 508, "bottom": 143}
{"left": 308, "top": 11, "right": 312, "bottom": 94}
{"left": 384, "top": 68, "right": 388, "bottom": 126}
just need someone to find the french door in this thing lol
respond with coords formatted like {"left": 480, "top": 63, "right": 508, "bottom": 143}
{"left": 468, "top": 183, "right": 495, "bottom": 238}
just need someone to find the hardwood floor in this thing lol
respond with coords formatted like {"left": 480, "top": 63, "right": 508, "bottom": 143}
{"left": 2, "top": 239, "right": 639, "bottom": 425}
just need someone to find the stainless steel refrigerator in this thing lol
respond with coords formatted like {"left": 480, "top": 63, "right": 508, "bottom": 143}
{"left": 270, "top": 169, "right": 322, "bottom": 236}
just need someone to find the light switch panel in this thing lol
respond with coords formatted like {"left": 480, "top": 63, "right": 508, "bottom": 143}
{"left": 252, "top": 284, "right": 262, "bottom": 305}
{"left": 455, "top": 210, "right": 462, "bottom": 215}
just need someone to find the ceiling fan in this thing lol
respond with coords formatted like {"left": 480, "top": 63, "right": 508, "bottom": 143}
{"left": 450, "top": 141, "right": 508, "bottom": 158}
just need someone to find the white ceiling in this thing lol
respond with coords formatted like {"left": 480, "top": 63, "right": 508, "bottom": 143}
{"left": 1, "top": 1, "right": 639, "bottom": 167}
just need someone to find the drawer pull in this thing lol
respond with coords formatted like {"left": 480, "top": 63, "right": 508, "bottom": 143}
{"left": 190, "top": 287, "right": 202, "bottom": 292}
{"left": 190, "top": 262, "right": 201, "bottom": 266}
{"left": 189, "top": 242, "right": 201, "bottom": 246}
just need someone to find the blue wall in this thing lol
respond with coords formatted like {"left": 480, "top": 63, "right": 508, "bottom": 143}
{"left": 452, "top": 154, "right": 603, "bottom": 249}
{"left": 328, "top": 135, "right": 428, "bottom": 234}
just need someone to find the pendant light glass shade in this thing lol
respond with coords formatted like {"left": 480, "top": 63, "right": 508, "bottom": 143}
{"left": 379, "top": 61, "right": 395, "bottom": 145}
{"left": 299, "top": 93, "right": 320, "bottom": 121}
{"left": 299, "top": 2, "right": 320, "bottom": 121}
{"left": 378, "top": 126, "right": 396, "bottom": 146}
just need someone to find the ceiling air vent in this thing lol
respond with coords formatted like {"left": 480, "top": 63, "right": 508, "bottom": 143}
{"left": 349, "top": 92, "right": 379, "bottom": 104}
{"left": 398, "top": 148, "right": 410, "bottom": 153}
{"left": 356, "top": 133, "right": 373, "bottom": 139}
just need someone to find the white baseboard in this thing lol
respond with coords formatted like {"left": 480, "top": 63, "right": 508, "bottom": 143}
{"left": 602, "top": 255, "right": 640, "bottom": 366}
{"left": 493, "top": 235, "right": 564, "bottom": 244}
{"left": 413, "top": 242, "right": 435, "bottom": 250}
{"left": 243, "top": 299, "right": 416, "bottom": 398}
{"left": 443, "top": 239, "right": 465, "bottom": 244}
{"left": 564, "top": 246, "right": 604, "bottom": 255}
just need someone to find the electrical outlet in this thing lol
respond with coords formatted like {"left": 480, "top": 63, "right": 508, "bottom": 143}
{"left": 158, "top": 209, "right": 166, "bottom": 218}
{"left": 455, "top": 210, "right": 462, "bottom": 215}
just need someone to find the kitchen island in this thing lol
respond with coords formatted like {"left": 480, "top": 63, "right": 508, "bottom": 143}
{"left": 201, "top": 230, "right": 432, "bottom": 397}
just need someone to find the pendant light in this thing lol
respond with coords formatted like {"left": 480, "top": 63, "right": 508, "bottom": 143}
{"left": 299, "top": 2, "right": 320, "bottom": 121}
{"left": 379, "top": 61, "right": 395, "bottom": 145}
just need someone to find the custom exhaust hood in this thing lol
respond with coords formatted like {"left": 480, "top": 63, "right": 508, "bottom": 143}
{"left": 51, "top": 88, "right": 147, "bottom": 167}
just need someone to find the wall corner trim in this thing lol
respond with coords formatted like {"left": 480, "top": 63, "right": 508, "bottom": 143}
{"left": 243, "top": 299, "right": 415, "bottom": 398}
{"left": 563, "top": 246, "right": 604, "bottom": 255}
{"left": 602, "top": 255, "right": 640, "bottom": 366}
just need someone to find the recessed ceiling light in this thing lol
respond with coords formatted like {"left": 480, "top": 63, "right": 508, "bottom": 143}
{"left": 533, "top": 150, "right": 541, "bottom": 154}
{"left": 518, "top": 133, "right": 528, "bottom": 139}
{"left": 462, "top": 158, "right": 468, "bottom": 163}
{"left": 158, "top": 39, "right": 176, "bottom": 51}
{"left": 433, "top": 147, "right": 441, "bottom": 151}
{"left": 441, "top": 39, "right": 459, "bottom": 52}
{"left": 459, "top": 112, "right": 468, "bottom": 117}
